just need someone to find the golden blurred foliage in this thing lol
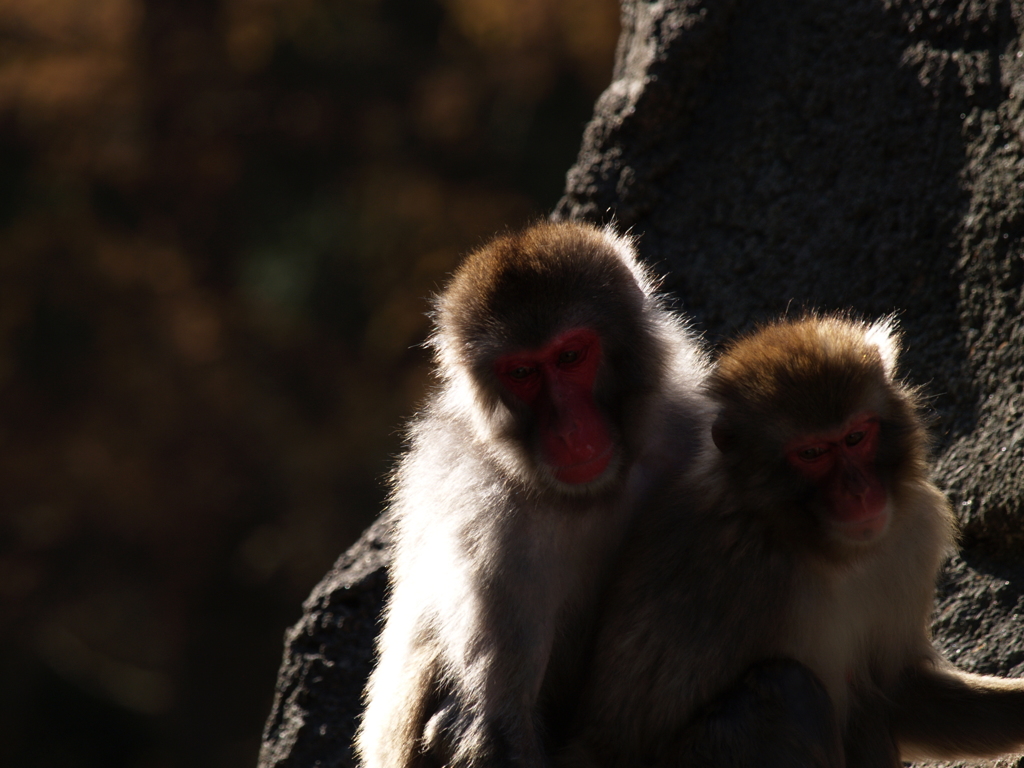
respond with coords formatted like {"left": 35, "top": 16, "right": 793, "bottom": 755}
{"left": 0, "top": 0, "right": 618, "bottom": 765}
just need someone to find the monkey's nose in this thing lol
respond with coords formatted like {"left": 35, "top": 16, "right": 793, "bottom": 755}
{"left": 842, "top": 464, "right": 870, "bottom": 496}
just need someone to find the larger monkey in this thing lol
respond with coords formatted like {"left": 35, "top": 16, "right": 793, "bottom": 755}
{"left": 563, "top": 316, "right": 1024, "bottom": 767}
{"left": 356, "top": 221, "right": 711, "bottom": 768}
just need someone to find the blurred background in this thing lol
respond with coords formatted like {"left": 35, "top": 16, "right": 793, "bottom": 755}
{"left": 0, "top": 0, "right": 619, "bottom": 765}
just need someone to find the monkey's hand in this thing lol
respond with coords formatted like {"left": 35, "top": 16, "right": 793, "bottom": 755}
{"left": 672, "top": 659, "right": 845, "bottom": 768}
{"left": 422, "top": 694, "right": 545, "bottom": 768}
{"left": 421, "top": 697, "right": 463, "bottom": 762}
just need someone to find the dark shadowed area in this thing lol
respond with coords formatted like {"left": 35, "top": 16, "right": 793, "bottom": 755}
{"left": 261, "top": 1, "right": 1024, "bottom": 767}
{"left": 0, "top": 0, "right": 619, "bottom": 766}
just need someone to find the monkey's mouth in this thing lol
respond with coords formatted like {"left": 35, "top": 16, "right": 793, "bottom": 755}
{"left": 550, "top": 447, "right": 615, "bottom": 485}
{"left": 830, "top": 503, "right": 891, "bottom": 543}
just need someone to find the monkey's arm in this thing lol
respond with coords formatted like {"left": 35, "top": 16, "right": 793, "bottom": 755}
{"left": 891, "top": 661, "right": 1024, "bottom": 759}
{"left": 359, "top": 569, "right": 554, "bottom": 768}
{"left": 423, "top": 538, "right": 576, "bottom": 768}
{"left": 417, "top": 630, "right": 551, "bottom": 768}
{"left": 386, "top": 492, "right": 566, "bottom": 768}
{"left": 356, "top": 600, "right": 444, "bottom": 768}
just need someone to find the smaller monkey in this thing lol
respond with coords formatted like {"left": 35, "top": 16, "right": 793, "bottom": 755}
{"left": 355, "top": 221, "right": 711, "bottom": 768}
{"left": 561, "top": 315, "right": 1024, "bottom": 768}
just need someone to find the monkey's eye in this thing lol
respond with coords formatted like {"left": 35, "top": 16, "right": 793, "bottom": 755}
{"left": 797, "top": 446, "right": 828, "bottom": 461}
{"left": 508, "top": 366, "right": 536, "bottom": 380}
{"left": 845, "top": 430, "right": 865, "bottom": 447}
{"left": 557, "top": 349, "right": 581, "bottom": 366}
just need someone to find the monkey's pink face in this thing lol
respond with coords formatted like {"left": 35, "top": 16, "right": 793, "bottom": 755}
{"left": 785, "top": 413, "right": 889, "bottom": 542}
{"left": 494, "top": 328, "right": 614, "bottom": 485}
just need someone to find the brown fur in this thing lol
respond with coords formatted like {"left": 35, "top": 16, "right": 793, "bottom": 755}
{"left": 355, "top": 221, "right": 711, "bottom": 768}
{"left": 562, "top": 316, "right": 1024, "bottom": 767}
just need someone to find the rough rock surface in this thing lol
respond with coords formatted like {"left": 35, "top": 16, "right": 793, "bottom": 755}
{"left": 259, "top": 1, "right": 1024, "bottom": 766}
{"left": 259, "top": 517, "right": 391, "bottom": 768}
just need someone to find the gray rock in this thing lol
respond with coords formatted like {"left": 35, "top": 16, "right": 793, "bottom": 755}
{"left": 259, "top": 1, "right": 1024, "bottom": 765}
{"left": 259, "top": 518, "right": 391, "bottom": 768}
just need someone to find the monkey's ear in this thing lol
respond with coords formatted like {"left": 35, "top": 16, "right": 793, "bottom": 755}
{"left": 711, "top": 413, "right": 735, "bottom": 454}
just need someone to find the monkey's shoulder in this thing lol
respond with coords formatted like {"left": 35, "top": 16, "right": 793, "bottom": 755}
{"left": 394, "top": 400, "right": 502, "bottom": 482}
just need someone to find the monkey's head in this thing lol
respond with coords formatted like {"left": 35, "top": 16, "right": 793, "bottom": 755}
{"left": 707, "top": 315, "right": 928, "bottom": 555}
{"left": 430, "top": 221, "right": 671, "bottom": 496}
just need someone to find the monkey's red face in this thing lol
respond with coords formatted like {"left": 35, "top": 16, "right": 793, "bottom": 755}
{"left": 494, "top": 328, "right": 614, "bottom": 485}
{"left": 785, "top": 414, "right": 889, "bottom": 542}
